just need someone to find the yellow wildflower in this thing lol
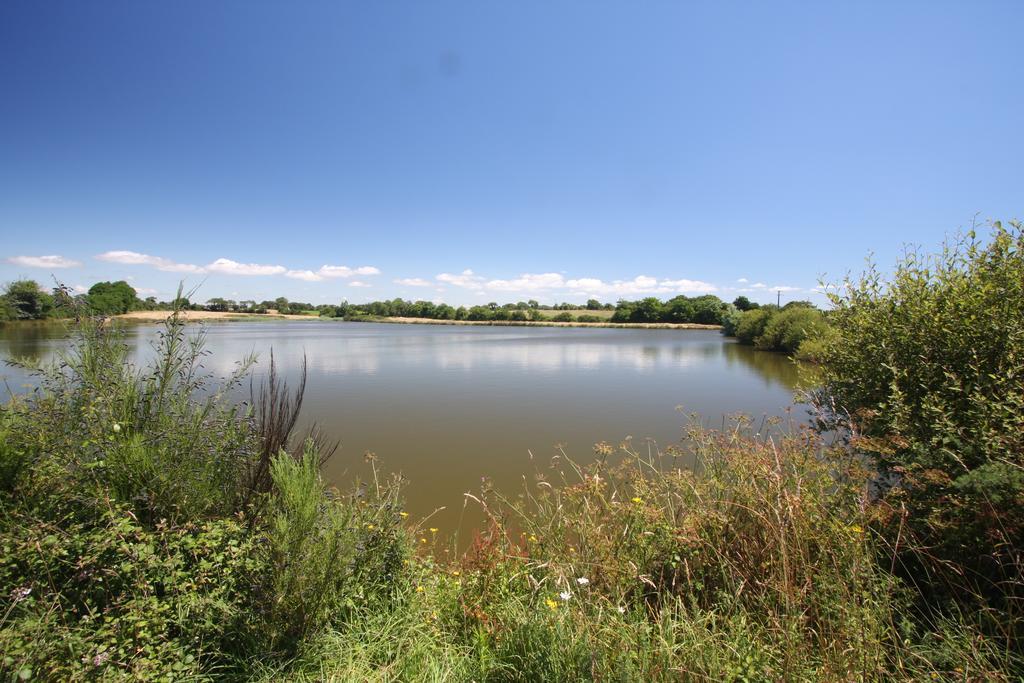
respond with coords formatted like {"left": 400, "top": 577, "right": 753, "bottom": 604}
{"left": 544, "top": 598, "right": 558, "bottom": 611}
{"left": 849, "top": 524, "right": 864, "bottom": 534}
{"left": 631, "top": 497, "right": 643, "bottom": 504}
{"left": 528, "top": 535, "right": 537, "bottom": 543}
{"left": 451, "top": 570, "right": 461, "bottom": 577}
{"left": 416, "top": 585, "right": 424, "bottom": 593}
{"left": 400, "top": 511, "right": 409, "bottom": 518}
{"left": 429, "top": 527, "right": 439, "bottom": 534}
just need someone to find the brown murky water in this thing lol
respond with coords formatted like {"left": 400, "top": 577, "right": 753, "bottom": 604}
{"left": 1, "top": 320, "right": 804, "bottom": 534}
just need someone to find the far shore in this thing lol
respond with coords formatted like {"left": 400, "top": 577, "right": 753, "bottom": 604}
{"left": 113, "top": 310, "right": 722, "bottom": 330}
{"left": 116, "top": 310, "right": 314, "bottom": 322}
{"left": 374, "top": 316, "right": 722, "bottom": 330}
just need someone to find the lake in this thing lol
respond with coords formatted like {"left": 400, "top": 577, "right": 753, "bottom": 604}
{"left": 0, "top": 320, "right": 804, "bottom": 534}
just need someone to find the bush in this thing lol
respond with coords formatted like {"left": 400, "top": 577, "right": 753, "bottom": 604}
{"left": 720, "top": 305, "right": 742, "bottom": 337}
{"left": 814, "top": 221, "right": 1024, "bottom": 637}
{"left": 0, "top": 505, "right": 263, "bottom": 680}
{"left": 260, "top": 447, "right": 406, "bottom": 656}
{"left": 755, "top": 306, "right": 827, "bottom": 353}
{"left": 733, "top": 307, "right": 776, "bottom": 345}
{"left": 576, "top": 314, "right": 603, "bottom": 323}
{"left": 550, "top": 312, "right": 574, "bottom": 322}
{"left": 0, "top": 304, "right": 408, "bottom": 680}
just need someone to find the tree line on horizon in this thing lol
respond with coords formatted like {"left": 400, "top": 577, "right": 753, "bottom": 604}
{"left": 1, "top": 279, "right": 812, "bottom": 327}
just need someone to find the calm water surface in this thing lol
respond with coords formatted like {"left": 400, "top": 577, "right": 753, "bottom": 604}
{"left": 0, "top": 320, "right": 803, "bottom": 532}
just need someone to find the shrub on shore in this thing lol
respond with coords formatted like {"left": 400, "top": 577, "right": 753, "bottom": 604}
{"left": 725, "top": 301, "right": 830, "bottom": 356}
{"left": 0, "top": 306, "right": 406, "bottom": 680}
{"left": 813, "top": 221, "right": 1024, "bottom": 643}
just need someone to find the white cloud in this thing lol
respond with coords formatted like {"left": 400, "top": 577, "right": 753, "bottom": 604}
{"left": 72, "top": 284, "right": 88, "bottom": 294}
{"left": 96, "top": 250, "right": 204, "bottom": 273}
{"left": 394, "top": 277, "right": 432, "bottom": 287}
{"left": 737, "top": 277, "right": 749, "bottom": 283}
{"left": 94, "top": 250, "right": 384, "bottom": 284}
{"left": 285, "top": 269, "right": 322, "bottom": 282}
{"left": 772, "top": 285, "right": 801, "bottom": 293}
{"left": 659, "top": 278, "right": 719, "bottom": 293}
{"left": 565, "top": 275, "right": 716, "bottom": 296}
{"left": 437, "top": 269, "right": 484, "bottom": 290}
{"left": 6, "top": 254, "right": 81, "bottom": 268}
{"left": 751, "top": 282, "right": 767, "bottom": 289}
{"left": 206, "top": 258, "right": 286, "bottom": 276}
{"left": 432, "top": 269, "right": 717, "bottom": 297}
{"left": 134, "top": 287, "right": 158, "bottom": 296}
{"left": 485, "top": 272, "right": 565, "bottom": 292}
{"left": 349, "top": 281, "right": 371, "bottom": 288}
{"left": 318, "top": 265, "right": 380, "bottom": 279}
{"left": 284, "top": 265, "right": 382, "bottom": 281}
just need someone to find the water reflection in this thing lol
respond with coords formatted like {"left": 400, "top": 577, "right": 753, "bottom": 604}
{"left": 721, "top": 340, "right": 800, "bottom": 388}
{"left": 0, "top": 321, "right": 74, "bottom": 362}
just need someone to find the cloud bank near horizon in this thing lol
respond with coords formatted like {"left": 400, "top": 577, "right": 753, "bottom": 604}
{"left": 3, "top": 250, "right": 808, "bottom": 302}
{"left": 6, "top": 254, "right": 82, "bottom": 269}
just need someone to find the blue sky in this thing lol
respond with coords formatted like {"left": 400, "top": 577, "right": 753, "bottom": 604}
{"left": 1, "top": 1, "right": 1021, "bottom": 306}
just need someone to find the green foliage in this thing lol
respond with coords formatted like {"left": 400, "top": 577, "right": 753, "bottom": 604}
{"left": 732, "top": 295, "right": 759, "bottom": 311}
{"left": 815, "top": 221, "right": 1024, "bottom": 617}
{"left": 10, "top": 314, "right": 256, "bottom": 525}
{"left": 550, "top": 312, "right": 574, "bottom": 322}
{"left": 261, "top": 447, "right": 407, "bottom": 655}
{"left": 87, "top": 280, "right": 139, "bottom": 315}
{"left": 611, "top": 295, "right": 727, "bottom": 324}
{"left": 755, "top": 305, "right": 827, "bottom": 353}
{"left": 0, "top": 506, "right": 261, "bottom": 680}
{"left": 733, "top": 306, "right": 776, "bottom": 345}
{"left": 720, "top": 304, "right": 742, "bottom": 337}
{"left": 725, "top": 303, "right": 831, "bottom": 356}
{"left": 0, "top": 305, "right": 406, "bottom": 680}
{"left": 1, "top": 279, "right": 55, "bottom": 320}
{"left": 269, "top": 421, "right": 1016, "bottom": 681}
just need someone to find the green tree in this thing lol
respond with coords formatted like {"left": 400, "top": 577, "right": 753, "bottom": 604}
{"left": 87, "top": 281, "right": 139, "bottom": 315}
{"left": 206, "top": 297, "right": 231, "bottom": 312}
{"left": 732, "top": 296, "right": 759, "bottom": 311}
{"left": 2, "top": 279, "right": 55, "bottom": 320}
{"left": 630, "top": 297, "right": 663, "bottom": 323}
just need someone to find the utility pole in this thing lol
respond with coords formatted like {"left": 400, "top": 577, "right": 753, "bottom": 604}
{"left": 777, "top": 290, "right": 781, "bottom": 307}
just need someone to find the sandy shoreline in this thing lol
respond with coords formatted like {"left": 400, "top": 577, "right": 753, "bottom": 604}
{"left": 114, "top": 311, "right": 722, "bottom": 330}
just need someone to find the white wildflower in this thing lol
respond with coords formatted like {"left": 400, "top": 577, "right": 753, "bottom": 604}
{"left": 559, "top": 590, "right": 572, "bottom": 601}
{"left": 576, "top": 577, "right": 590, "bottom": 586}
